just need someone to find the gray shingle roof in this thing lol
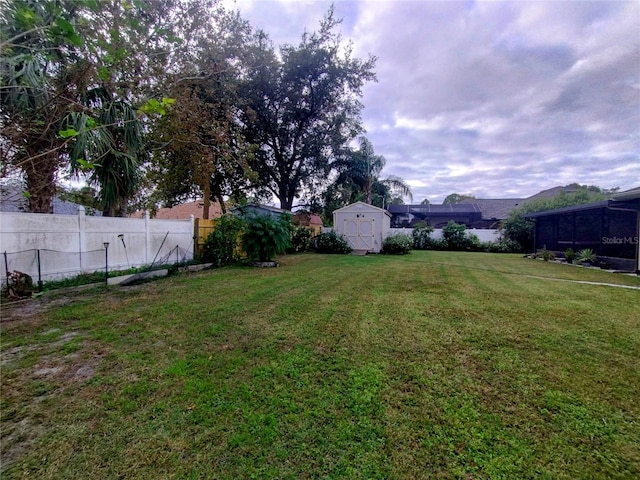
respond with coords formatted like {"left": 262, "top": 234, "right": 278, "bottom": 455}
{"left": 472, "top": 199, "right": 524, "bottom": 220}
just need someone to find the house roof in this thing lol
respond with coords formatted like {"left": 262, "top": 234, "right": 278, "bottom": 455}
{"left": 611, "top": 186, "right": 640, "bottom": 202}
{"left": 130, "top": 200, "right": 224, "bottom": 219}
{"left": 471, "top": 199, "right": 524, "bottom": 220}
{"left": 292, "top": 211, "right": 323, "bottom": 226}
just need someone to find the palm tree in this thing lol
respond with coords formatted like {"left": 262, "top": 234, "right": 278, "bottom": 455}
{"left": 328, "top": 137, "right": 412, "bottom": 208}
{"left": 66, "top": 101, "right": 143, "bottom": 216}
{"left": 0, "top": 0, "right": 84, "bottom": 213}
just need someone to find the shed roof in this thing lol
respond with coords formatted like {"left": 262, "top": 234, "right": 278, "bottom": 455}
{"left": 231, "top": 203, "right": 291, "bottom": 216}
{"left": 333, "top": 201, "right": 392, "bottom": 217}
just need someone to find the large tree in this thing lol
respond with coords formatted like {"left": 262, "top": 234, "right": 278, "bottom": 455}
{"left": 1, "top": 0, "right": 218, "bottom": 214}
{"left": 1, "top": 0, "right": 85, "bottom": 213}
{"left": 146, "top": 11, "right": 258, "bottom": 218}
{"left": 239, "top": 7, "right": 376, "bottom": 210}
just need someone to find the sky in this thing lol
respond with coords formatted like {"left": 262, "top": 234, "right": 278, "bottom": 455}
{"left": 222, "top": 0, "right": 640, "bottom": 204}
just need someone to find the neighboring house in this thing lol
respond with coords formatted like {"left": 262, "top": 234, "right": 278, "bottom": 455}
{"left": 130, "top": 200, "right": 224, "bottom": 220}
{"left": 387, "top": 203, "right": 484, "bottom": 228}
{"left": 524, "top": 186, "right": 640, "bottom": 272}
{"left": 333, "top": 202, "right": 391, "bottom": 253}
{"left": 292, "top": 211, "right": 323, "bottom": 237}
{"left": 0, "top": 183, "right": 99, "bottom": 215}
{"left": 387, "top": 186, "right": 588, "bottom": 229}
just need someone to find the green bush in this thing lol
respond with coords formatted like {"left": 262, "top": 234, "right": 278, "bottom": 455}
{"left": 501, "top": 211, "right": 533, "bottom": 252}
{"left": 288, "top": 226, "right": 312, "bottom": 253}
{"left": 564, "top": 248, "right": 575, "bottom": 264}
{"left": 412, "top": 224, "right": 434, "bottom": 250}
{"left": 241, "top": 214, "right": 292, "bottom": 262}
{"left": 313, "top": 231, "right": 352, "bottom": 254}
{"left": 382, "top": 234, "right": 413, "bottom": 255}
{"left": 483, "top": 238, "right": 522, "bottom": 253}
{"left": 540, "top": 248, "right": 555, "bottom": 261}
{"left": 202, "top": 214, "right": 245, "bottom": 267}
{"left": 442, "top": 221, "right": 479, "bottom": 251}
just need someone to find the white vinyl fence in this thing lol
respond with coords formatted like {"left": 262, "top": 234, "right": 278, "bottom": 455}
{"left": 0, "top": 207, "right": 194, "bottom": 285}
{"left": 388, "top": 227, "right": 500, "bottom": 243}
{"left": 322, "top": 226, "right": 500, "bottom": 243}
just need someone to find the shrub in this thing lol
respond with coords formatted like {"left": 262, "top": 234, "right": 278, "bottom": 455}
{"left": 382, "top": 233, "right": 413, "bottom": 255}
{"left": 467, "top": 233, "right": 482, "bottom": 251}
{"left": 241, "top": 214, "right": 292, "bottom": 262}
{"left": 202, "top": 214, "right": 245, "bottom": 267}
{"left": 483, "top": 238, "right": 522, "bottom": 253}
{"left": 313, "top": 231, "right": 352, "bottom": 254}
{"left": 540, "top": 248, "right": 555, "bottom": 262}
{"left": 576, "top": 248, "right": 597, "bottom": 265}
{"left": 564, "top": 248, "right": 575, "bottom": 264}
{"left": 442, "top": 220, "right": 468, "bottom": 250}
{"left": 442, "top": 221, "right": 482, "bottom": 251}
{"left": 288, "top": 226, "right": 312, "bottom": 253}
{"left": 501, "top": 211, "right": 534, "bottom": 252}
{"left": 412, "top": 224, "right": 434, "bottom": 250}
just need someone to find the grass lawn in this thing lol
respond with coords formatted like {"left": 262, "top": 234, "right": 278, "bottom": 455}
{"left": 1, "top": 251, "right": 639, "bottom": 479}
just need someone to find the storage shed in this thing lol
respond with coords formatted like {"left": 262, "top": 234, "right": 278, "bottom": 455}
{"left": 333, "top": 202, "right": 391, "bottom": 253}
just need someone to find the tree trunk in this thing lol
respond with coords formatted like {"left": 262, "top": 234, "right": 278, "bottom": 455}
{"left": 24, "top": 154, "right": 58, "bottom": 214}
{"left": 203, "top": 180, "right": 211, "bottom": 219}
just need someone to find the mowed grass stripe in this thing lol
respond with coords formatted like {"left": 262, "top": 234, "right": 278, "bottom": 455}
{"left": 1, "top": 251, "right": 639, "bottom": 479}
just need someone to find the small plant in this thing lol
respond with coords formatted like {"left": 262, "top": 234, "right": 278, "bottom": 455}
{"left": 313, "top": 231, "right": 352, "bottom": 254}
{"left": 537, "top": 245, "right": 556, "bottom": 262}
{"left": 576, "top": 248, "right": 597, "bottom": 265}
{"left": 564, "top": 248, "right": 575, "bottom": 264}
{"left": 382, "top": 233, "right": 413, "bottom": 255}
{"left": 241, "top": 214, "right": 292, "bottom": 262}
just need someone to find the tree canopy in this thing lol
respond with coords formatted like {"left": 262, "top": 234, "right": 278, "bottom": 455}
{"left": 321, "top": 137, "right": 412, "bottom": 218}
{"left": 239, "top": 7, "right": 377, "bottom": 210}
{"left": 443, "top": 193, "right": 476, "bottom": 205}
{"left": 2, "top": 2, "right": 381, "bottom": 216}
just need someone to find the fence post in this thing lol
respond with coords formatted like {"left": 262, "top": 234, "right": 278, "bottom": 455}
{"left": 104, "top": 242, "right": 109, "bottom": 286}
{"left": 3, "top": 251, "right": 9, "bottom": 290}
{"left": 78, "top": 205, "right": 86, "bottom": 271}
{"left": 190, "top": 214, "right": 196, "bottom": 261}
{"left": 36, "top": 249, "right": 43, "bottom": 291}
{"left": 145, "top": 211, "right": 151, "bottom": 264}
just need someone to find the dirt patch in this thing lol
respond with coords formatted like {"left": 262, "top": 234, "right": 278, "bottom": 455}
{"left": 0, "top": 417, "right": 45, "bottom": 476}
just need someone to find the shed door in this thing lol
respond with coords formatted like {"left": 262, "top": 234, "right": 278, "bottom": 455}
{"left": 343, "top": 217, "right": 375, "bottom": 250}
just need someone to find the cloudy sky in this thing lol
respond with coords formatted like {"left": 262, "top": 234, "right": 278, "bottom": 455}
{"left": 223, "top": 0, "right": 640, "bottom": 203}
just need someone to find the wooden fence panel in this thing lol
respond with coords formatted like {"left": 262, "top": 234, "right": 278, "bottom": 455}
{"left": 194, "top": 218, "right": 217, "bottom": 258}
